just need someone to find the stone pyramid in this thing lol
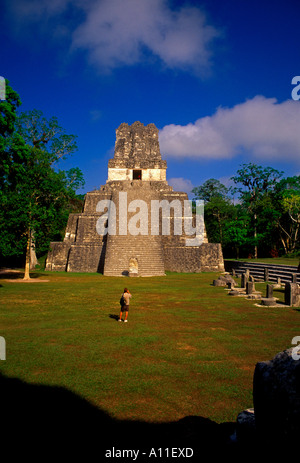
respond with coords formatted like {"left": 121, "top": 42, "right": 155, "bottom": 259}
{"left": 46, "top": 122, "right": 224, "bottom": 276}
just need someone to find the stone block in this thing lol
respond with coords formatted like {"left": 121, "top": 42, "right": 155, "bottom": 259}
{"left": 260, "top": 297, "right": 277, "bottom": 306}
{"left": 264, "top": 267, "right": 269, "bottom": 281}
{"left": 228, "top": 289, "right": 239, "bottom": 296}
{"left": 236, "top": 408, "right": 256, "bottom": 444}
{"left": 253, "top": 348, "right": 300, "bottom": 444}
{"left": 241, "top": 273, "right": 248, "bottom": 288}
{"left": 285, "top": 282, "right": 300, "bottom": 306}
{"left": 213, "top": 279, "right": 226, "bottom": 287}
{"left": 266, "top": 284, "right": 273, "bottom": 299}
{"left": 246, "top": 281, "right": 255, "bottom": 294}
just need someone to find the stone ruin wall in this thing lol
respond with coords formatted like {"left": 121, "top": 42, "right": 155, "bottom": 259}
{"left": 108, "top": 122, "right": 167, "bottom": 182}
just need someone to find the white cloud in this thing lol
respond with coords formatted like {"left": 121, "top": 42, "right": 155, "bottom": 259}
{"left": 71, "top": 0, "right": 220, "bottom": 73}
{"left": 5, "top": 0, "right": 220, "bottom": 74}
{"left": 159, "top": 96, "right": 300, "bottom": 162}
{"left": 168, "top": 177, "right": 194, "bottom": 194}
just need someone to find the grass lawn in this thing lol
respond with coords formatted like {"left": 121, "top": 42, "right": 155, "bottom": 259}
{"left": 1, "top": 270, "right": 299, "bottom": 426}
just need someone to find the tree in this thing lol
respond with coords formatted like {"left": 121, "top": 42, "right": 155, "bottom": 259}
{"left": 271, "top": 176, "right": 300, "bottom": 255}
{"left": 0, "top": 79, "right": 21, "bottom": 189}
{"left": 15, "top": 109, "right": 78, "bottom": 165}
{"left": 192, "top": 179, "right": 235, "bottom": 247}
{"left": 231, "top": 163, "right": 283, "bottom": 258}
{"left": 0, "top": 81, "right": 23, "bottom": 264}
{"left": 0, "top": 79, "right": 21, "bottom": 138}
{"left": 223, "top": 206, "right": 249, "bottom": 259}
{"left": 192, "top": 178, "right": 229, "bottom": 203}
{"left": 0, "top": 88, "right": 84, "bottom": 278}
{"left": 18, "top": 111, "right": 80, "bottom": 279}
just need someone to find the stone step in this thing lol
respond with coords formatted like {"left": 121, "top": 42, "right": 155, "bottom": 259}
{"left": 225, "top": 260, "right": 300, "bottom": 284}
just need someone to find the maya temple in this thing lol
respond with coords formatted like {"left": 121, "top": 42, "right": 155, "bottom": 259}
{"left": 46, "top": 121, "right": 224, "bottom": 276}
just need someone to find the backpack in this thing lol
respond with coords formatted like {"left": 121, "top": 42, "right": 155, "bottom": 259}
{"left": 120, "top": 294, "right": 125, "bottom": 306}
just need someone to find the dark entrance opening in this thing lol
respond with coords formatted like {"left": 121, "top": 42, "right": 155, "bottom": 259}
{"left": 133, "top": 170, "right": 142, "bottom": 180}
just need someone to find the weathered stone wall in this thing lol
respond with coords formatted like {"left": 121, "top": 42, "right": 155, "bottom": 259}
{"left": 75, "top": 215, "right": 104, "bottom": 243}
{"left": 163, "top": 244, "right": 224, "bottom": 273}
{"left": 82, "top": 190, "right": 112, "bottom": 214}
{"left": 253, "top": 347, "right": 300, "bottom": 445}
{"left": 197, "top": 243, "right": 224, "bottom": 271}
{"left": 108, "top": 121, "right": 167, "bottom": 172}
{"left": 45, "top": 242, "right": 71, "bottom": 271}
{"left": 63, "top": 214, "right": 80, "bottom": 242}
{"left": 67, "top": 243, "right": 106, "bottom": 273}
{"left": 113, "top": 121, "right": 161, "bottom": 161}
{"left": 107, "top": 167, "right": 166, "bottom": 182}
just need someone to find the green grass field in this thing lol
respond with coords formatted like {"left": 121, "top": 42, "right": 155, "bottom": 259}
{"left": 1, "top": 270, "right": 299, "bottom": 426}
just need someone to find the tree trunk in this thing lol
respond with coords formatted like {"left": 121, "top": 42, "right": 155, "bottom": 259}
{"left": 280, "top": 236, "right": 288, "bottom": 255}
{"left": 23, "top": 231, "right": 31, "bottom": 280}
{"left": 30, "top": 230, "right": 38, "bottom": 269}
{"left": 217, "top": 211, "right": 223, "bottom": 245}
{"left": 254, "top": 212, "right": 258, "bottom": 259}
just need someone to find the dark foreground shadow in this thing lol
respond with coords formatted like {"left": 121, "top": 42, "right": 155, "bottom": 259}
{"left": 0, "top": 372, "right": 247, "bottom": 461}
{"left": 0, "top": 269, "right": 24, "bottom": 279}
{"left": 0, "top": 270, "right": 44, "bottom": 280}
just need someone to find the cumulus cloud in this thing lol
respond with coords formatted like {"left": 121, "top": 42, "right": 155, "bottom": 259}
{"left": 168, "top": 177, "right": 194, "bottom": 194}
{"left": 5, "top": 0, "right": 220, "bottom": 74}
{"left": 159, "top": 96, "right": 300, "bottom": 162}
{"left": 71, "top": 0, "right": 220, "bottom": 73}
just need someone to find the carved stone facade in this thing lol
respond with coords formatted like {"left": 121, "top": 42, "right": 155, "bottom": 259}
{"left": 46, "top": 122, "right": 224, "bottom": 276}
{"left": 107, "top": 122, "right": 166, "bottom": 182}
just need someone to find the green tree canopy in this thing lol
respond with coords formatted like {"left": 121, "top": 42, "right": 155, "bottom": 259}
{"left": 193, "top": 178, "right": 235, "bottom": 248}
{"left": 270, "top": 176, "right": 300, "bottom": 255}
{"left": 191, "top": 169, "right": 299, "bottom": 260}
{"left": 0, "top": 83, "right": 84, "bottom": 278}
{"left": 192, "top": 178, "right": 229, "bottom": 203}
{"left": 231, "top": 163, "right": 283, "bottom": 258}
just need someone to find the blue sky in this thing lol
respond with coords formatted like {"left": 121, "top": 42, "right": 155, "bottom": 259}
{"left": 1, "top": 0, "right": 300, "bottom": 196}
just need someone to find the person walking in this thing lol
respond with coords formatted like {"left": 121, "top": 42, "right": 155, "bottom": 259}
{"left": 119, "top": 288, "right": 131, "bottom": 322}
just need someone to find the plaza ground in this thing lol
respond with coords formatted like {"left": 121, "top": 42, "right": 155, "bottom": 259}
{"left": 1, "top": 269, "right": 299, "bottom": 427}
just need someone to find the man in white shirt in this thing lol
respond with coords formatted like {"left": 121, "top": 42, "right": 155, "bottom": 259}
{"left": 119, "top": 288, "right": 132, "bottom": 322}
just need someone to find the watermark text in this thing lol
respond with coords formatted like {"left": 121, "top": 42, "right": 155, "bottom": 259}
{"left": 291, "top": 76, "right": 300, "bottom": 100}
{"left": 0, "top": 77, "right": 5, "bottom": 100}
{"left": 96, "top": 192, "right": 204, "bottom": 246}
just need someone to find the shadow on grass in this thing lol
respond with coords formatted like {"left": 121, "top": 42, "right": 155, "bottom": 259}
{"left": 1, "top": 372, "right": 242, "bottom": 460}
{"left": 109, "top": 314, "right": 120, "bottom": 321}
{"left": 0, "top": 269, "right": 23, "bottom": 279}
{"left": 0, "top": 269, "right": 45, "bottom": 280}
